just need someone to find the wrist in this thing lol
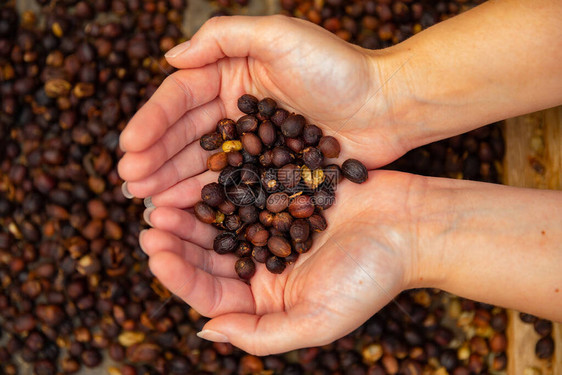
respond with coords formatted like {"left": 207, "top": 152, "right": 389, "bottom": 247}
{"left": 399, "top": 175, "right": 457, "bottom": 290}
{"left": 362, "top": 45, "right": 431, "bottom": 157}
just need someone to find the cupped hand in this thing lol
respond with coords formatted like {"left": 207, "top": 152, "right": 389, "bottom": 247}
{"left": 118, "top": 15, "right": 410, "bottom": 200}
{"left": 139, "top": 170, "right": 425, "bottom": 355}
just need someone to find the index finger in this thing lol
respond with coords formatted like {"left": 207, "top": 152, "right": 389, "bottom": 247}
{"left": 119, "top": 64, "right": 220, "bottom": 153}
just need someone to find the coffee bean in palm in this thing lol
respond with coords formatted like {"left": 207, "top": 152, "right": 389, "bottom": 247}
{"left": 252, "top": 246, "right": 269, "bottom": 263}
{"left": 222, "top": 140, "right": 243, "bottom": 153}
{"left": 207, "top": 152, "right": 229, "bottom": 171}
{"left": 294, "top": 238, "right": 313, "bottom": 254}
{"left": 241, "top": 133, "right": 262, "bottom": 156}
{"left": 227, "top": 151, "right": 244, "bottom": 167}
{"left": 286, "top": 137, "right": 305, "bottom": 153}
{"left": 239, "top": 205, "right": 258, "bottom": 224}
{"left": 213, "top": 232, "right": 238, "bottom": 254}
{"left": 201, "top": 182, "right": 225, "bottom": 207}
{"left": 285, "top": 251, "right": 300, "bottom": 265}
{"left": 235, "top": 241, "right": 252, "bottom": 258}
{"left": 308, "top": 214, "right": 327, "bottom": 232}
{"left": 302, "top": 147, "right": 324, "bottom": 170}
{"left": 303, "top": 125, "right": 323, "bottom": 146}
{"left": 272, "top": 212, "right": 293, "bottom": 232}
{"left": 194, "top": 202, "right": 216, "bottom": 224}
{"left": 318, "top": 136, "right": 341, "bottom": 158}
{"left": 281, "top": 114, "right": 305, "bottom": 138}
{"left": 259, "top": 210, "right": 275, "bottom": 227}
{"left": 266, "top": 255, "right": 286, "bottom": 274}
{"left": 342, "top": 159, "right": 368, "bottom": 183}
{"left": 237, "top": 94, "right": 258, "bottom": 114}
{"left": 289, "top": 219, "right": 310, "bottom": 243}
{"left": 236, "top": 115, "right": 258, "bottom": 134}
{"left": 258, "top": 120, "right": 276, "bottom": 146}
{"left": 224, "top": 214, "right": 242, "bottom": 231}
{"left": 271, "top": 108, "right": 289, "bottom": 127}
{"left": 246, "top": 223, "right": 269, "bottom": 247}
{"left": 235, "top": 257, "right": 256, "bottom": 280}
{"left": 272, "top": 146, "right": 294, "bottom": 167}
{"left": 217, "top": 200, "right": 236, "bottom": 216}
{"left": 217, "top": 118, "right": 237, "bottom": 140}
{"left": 200, "top": 132, "right": 223, "bottom": 151}
{"left": 257, "top": 97, "right": 277, "bottom": 118}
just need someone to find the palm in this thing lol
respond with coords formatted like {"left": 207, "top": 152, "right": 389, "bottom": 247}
{"left": 216, "top": 17, "right": 408, "bottom": 169}
{"left": 141, "top": 171, "right": 417, "bottom": 355}
{"left": 218, "top": 47, "right": 402, "bottom": 168}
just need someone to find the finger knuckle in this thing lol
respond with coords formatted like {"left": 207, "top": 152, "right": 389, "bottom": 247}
{"left": 201, "top": 15, "right": 223, "bottom": 32}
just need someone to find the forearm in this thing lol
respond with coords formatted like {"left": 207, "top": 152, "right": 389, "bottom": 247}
{"left": 376, "top": 0, "right": 562, "bottom": 149}
{"left": 414, "top": 178, "right": 562, "bottom": 321}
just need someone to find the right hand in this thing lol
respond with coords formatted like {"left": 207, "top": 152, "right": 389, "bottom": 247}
{"left": 118, "top": 15, "right": 412, "bottom": 201}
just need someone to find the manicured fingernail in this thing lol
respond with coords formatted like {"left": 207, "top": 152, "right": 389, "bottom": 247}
{"left": 139, "top": 229, "right": 148, "bottom": 253}
{"left": 121, "top": 182, "right": 134, "bottom": 199}
{"left": 143, "top": 207, "right": 155, "bottom": 227}
{"left": 144, "top": 196, "right": 154, "bottom": 208}
{"left": 165, "top": 41, "right": 191, "bottom": 58}
{"left": 197, "top": 330, "right": 229, "bottom": 343}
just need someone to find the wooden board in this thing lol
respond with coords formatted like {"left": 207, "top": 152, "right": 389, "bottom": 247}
{"left": 504, "top": 106, "right": 562, "bottom": 375}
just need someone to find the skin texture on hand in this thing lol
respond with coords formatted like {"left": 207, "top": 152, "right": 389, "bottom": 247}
{"left": 414, "top": 178, "right": 562, "bottom": 323}
{"left": 139, "top": 170, "right": 424, "bottom": 355}
{"left": 385, "top": 0, "right": 562, "bottom": 148}
{"left": 118, "top": 15, "right": 411, "bottom": 200}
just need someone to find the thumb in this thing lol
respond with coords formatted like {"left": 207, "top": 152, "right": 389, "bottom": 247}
{"left": 163, "top": 15, "right": 301, "bottom": 69}
{"left": 197, "top": 306, "right": 335, "bottom": 356}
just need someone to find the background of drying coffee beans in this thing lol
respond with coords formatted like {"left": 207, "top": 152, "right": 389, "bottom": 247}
{"left": 2, "top": 0, "right": 552, "bottom": 373}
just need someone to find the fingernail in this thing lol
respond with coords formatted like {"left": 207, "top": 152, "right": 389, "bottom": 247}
{"left": 121, "top": 182, "right": 134, "bottom": 199}
{"left": 197, "top": 330, "right": 229, "bottom": 343}
{"left": 144, "top": 196, "right": 154, "bottom": 208}
{"left": 139, "top": 229, "right": 148, "bottom": 253}
{"left": 143, "top": 207, "right": 155, "bottom": 227}
{"left": 165, "top": 41, "right": 191, "bottom": 58}
{"left": 118, "top": 135, "right": 126, "bottom": 152}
